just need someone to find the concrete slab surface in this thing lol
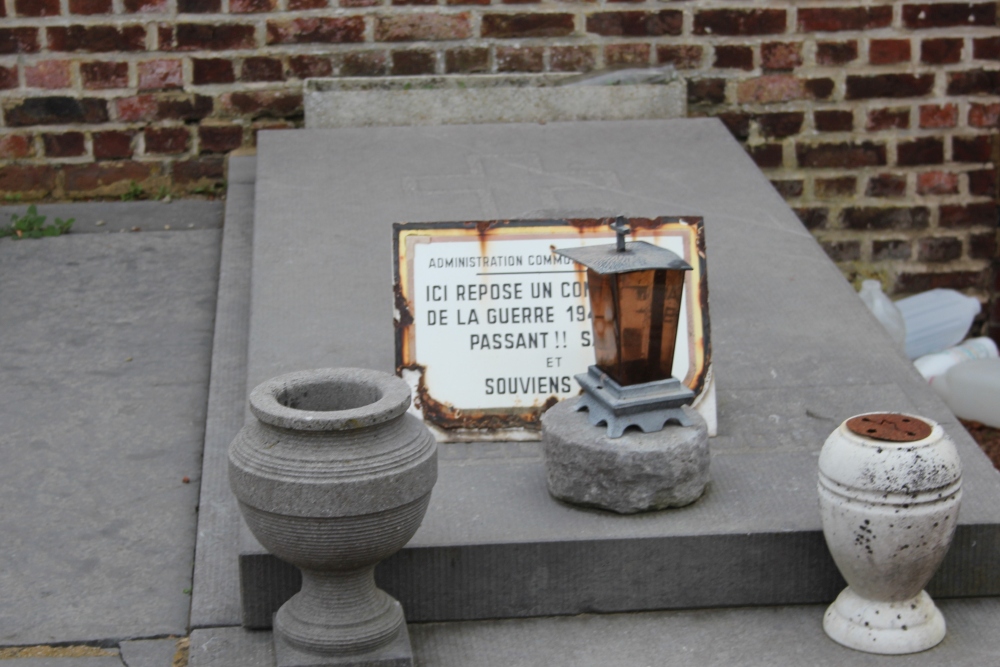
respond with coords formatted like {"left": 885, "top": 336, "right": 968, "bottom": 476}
{"left": 119, "top": 639, "right": 179, "bottom": 667}
{"left": 0, "top": 218, "right": 220, "bottom": 644}
{"left": 1, "top": 660, "right": 124, "bottom": 667}
{"left": 0, "top": 200, "right": 223, "bottom": 235}
{"left": 239, "top": 120, "right": 1000, "bottom": 622}
{"left": 190, "top": 597, "right": 1000, "bottom": 667}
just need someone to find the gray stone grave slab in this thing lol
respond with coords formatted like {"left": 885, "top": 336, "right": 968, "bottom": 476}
{"left": 304, "top": 74, "right": 685, "bottom": 129}
{"left": 239, "top": 119, "right": 1000, "bottom": 624}
{"left": 0, "top": 225, "right": 220, "bottom": 644}
{"left": 190, "top": 597, "right": 1000, "bottom": 667}
{"left": 0, "top": 200, "right": 223, "bottom": 234}
{"left": 1, "top": 660, "right": 124, "bottom": 667}
{"left": 119, "top": 639, "right": 179, "bottom": 667}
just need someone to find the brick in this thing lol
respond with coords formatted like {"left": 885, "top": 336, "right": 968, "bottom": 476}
{"left": 0, "top": 66, "right": 15, "bottom": 90}
{"left": 117, "top": 93, "right": 213, "bottom": 122}
{"left": 771, "top": 179, "right": 803, "bottom": 198}
{"left": 970, "top": 102, "right": 1000, "bottom": 127}
{"left": 48, "top": 25, "right": 146, "bottom": 52}
{"left": 93, "top": 131, "right": 134, "bottom": 159}
{"left": 25, "top": 61, "right": 72, "bottom": 89}
{"left": 798, "top": 6, "right": 891, "bottom": 32}
{"left": 43, "top": 132, "right": 86, "bottom": 158}
{"left": 290, "top": 0, "right": 328, "bottom": 7}
{"left": 867, "top": 108, "right": 909, "bottom": 131}
{"left": 947, "top": 70, "right": 1000, "bottom": 96}
{"left": 973, "top": 37, "right": 1000, "bottom": 60}
{"left": 15, "top": 0, "right": 60, "bottom": 16}
{"left": 842, "top": 207, "right": 929, "bottom": 230}
{"left": 794, "top": 207, "right": 828, "bottom": 230}
{"left": 158, "top": 25, "right": 175, "bottom": 50}
{"left": 716, "top": 112, "right": 750, "bottom": 139}
{"left": 172, "top": 157, "right": 224, "bottom": 184}
{"left": 969, "top": 232, "right": 997, "bottom": 259}
{"left": 503, "top": 0, "right": 540, "bottom": 5}
{"left": 866, "top": 173, "right": 907, "bottom": 197}
{"left": 821, "top": 240, "right": 861, "bottom": 262}
{"left": 0, "top": 165, "right": 56, "bottom": 194}
{"left": 0, "top": 134, "right": 33, "bottom": 159}
{"left": 497, "top": 46, "right": 544, "bottom": 72}
{"left": 917, "top": 171, "right": 959, "bottom": 195}
{"left": 902, "top": 3, "right": 995, "bottom": 29}
{"left": 760, "top": 42, "right": 801, "bottom": 71}
{"left": 817, "top": 41, "right": 857, "bottom": 66}
{"left": 918, "top": 104, "right": 958, "bottom": 129}
{"left": 0, "top": 28, "right": 39, "bottom": 54}
{"left": 921, "top": 38, "right": 963, "bottom": 64}
{"left": 687, "top": 78, "right": 725, "bottom": 105}
{"left": 241, "top": 57, "right": 284, "bottom": 82}
{"left": 605, "top": 43, "right": 650, "bottom": 66}
{"left": 178, "top": 23, "right": 256, "bottom": 50}
{"left": 805, "top": 78, "right": 834, "bottom": 100}
{"left": 81, "top": 61, "right": 130, "bottom": 89}
{"left": 953, "top": 135, "right": 993, "bottom": 162}
{"left": 5, "top": 97, "right": 108, "bottom": 126}
{"left": 267, "top": 17, "right": 365, "bottom": 44}
{"left": 694, "top": 9, "right": 785, "bottom": 35}
{"left": 897, "top": 137, "right": 944, "bottom": 166}
{"left": 969, "top": 168, "right": 997, "bottom": 197}
{"left": 445, "top": 47, "right": 489, "bottom": 73}
{"left": 873, "top": 240, "right": 912, "bottom": 261}
{"left": 63, "top": 161, "right": 153, "bottom": 193}
{"left": 748, "top": 144, "right": 783, "bottom": 169}
{"left": 815, "top": 176, "right": 856, "bottom": 197}
{"left": 342, "top": 0, "right": 379, "bottom": 6}
{"left": 758, "top": 112, "right": 803, "bottom": 138}
{"left": 586, "top": 11, "right": 681, "bottom": 37}
{"left": 393, "top": 0, "right": 435, "bottom": 6}
{"left": 447, "top": 0, "right": 488, "bottom": 5}
{"left": 797, "top": 142, "right": 886, "bottom": 168}
{"left": 869, "top": 39, "right": 911, "bottom": 65}
{"left": 70, "top": 0, "right": 112, "bottom": 12}
{"left": 551, "top": 46, "right": 597, "bottom": 72}
{"left": 391, "top": 49, "right": 435, "bottom": 75}
{"left": 814, "top": 110, "right": 853, "bottom": 132}
{"left": 178, "top": 0, "right": 220, "bottom": 10}
{"left": 144, "top": 126, "right": 190, "bottom": 154}
{"left": 656, "top": 45, "right": 702, "bottom": 69}
{"left": 375, "top": 13, "right": 471, "bottom": 42}
{"left": 192, "top": 58, "right": 235, "bottom": 84}
{"left": 124, "top": 0, "right": 168, "bottom": 11}
{"left": 340, "top": 51, "right": 388, "bottom": 76}
{"left": 220, "top": 90, "right": 302, "bottom": 118}
{"left": 714, "top": 45, "right": 753, "bottom": 70}
{"left": 736, "top": 75, "right": 804, "bottom": 104}
{"left": 940, "top": 202, "right": 996, "bottom": 227}
{"left": 231, "top": 0, "right": 275, "bottom": 11}
{"left": 482, "top": 13, "right": 574, "bottom": 38}
{"left": 139, "top": 59, "right": 183, "bottom": 90}
{"left": 897, "top": 271, "right": 984, "bottom": 292}
{"left": 289, "top": 55, "right": 333, "bottom": 78}
{"left": 846, "top": 74, "right": 934, "bottom": 100}
{"left": 199, "top": 124, "right": 243, "bottom": 153}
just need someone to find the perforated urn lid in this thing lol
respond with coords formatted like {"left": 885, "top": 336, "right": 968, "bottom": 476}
{"left": 554, "top": 240, "right": 692, "bottom": 275}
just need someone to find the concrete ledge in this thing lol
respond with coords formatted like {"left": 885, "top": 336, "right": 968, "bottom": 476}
{"left": 305, "top": 74, "right": 685, "bottom": 128}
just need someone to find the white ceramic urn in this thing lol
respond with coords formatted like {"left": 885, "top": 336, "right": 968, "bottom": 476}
{"left": 818, "top": 413, "right": 962, "bottom": 655}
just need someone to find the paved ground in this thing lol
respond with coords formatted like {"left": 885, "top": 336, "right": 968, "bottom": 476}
{"left": 0, "top": 200, "right": 222, "bottom": 653}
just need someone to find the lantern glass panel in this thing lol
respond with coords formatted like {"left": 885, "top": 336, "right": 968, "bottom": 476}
{"left": 589, "top": 267, "right": 686, "bottom": 387}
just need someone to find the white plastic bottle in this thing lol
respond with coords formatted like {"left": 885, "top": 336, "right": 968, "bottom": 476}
{"left": 896, "top": 289, "right": 982, "bottom": 359}
{"left": 858, "top": 280, "right": 907, "bottom": 351}
{"left": 914, "top": 337, "right": 999, "bottom": 381}
{"left": 933, "top": 358, "right": 1000, "bottom": 428}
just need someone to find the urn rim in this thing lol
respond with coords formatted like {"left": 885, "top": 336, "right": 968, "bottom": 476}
{"left": 249, "top": 367, "right": 411, "bottom": 431}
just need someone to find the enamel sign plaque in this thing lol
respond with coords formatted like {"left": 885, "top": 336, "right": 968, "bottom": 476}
{"left": 393, "top": 217, "right": 711, "bottom": 441}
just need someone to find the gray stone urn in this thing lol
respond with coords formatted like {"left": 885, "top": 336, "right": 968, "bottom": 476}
{"left": 229, "top": 368, "right": 437, "bottom": 667}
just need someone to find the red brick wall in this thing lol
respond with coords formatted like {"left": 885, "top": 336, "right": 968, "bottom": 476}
{"left": 0, "top": 0, "right": 998, "bottom": 333}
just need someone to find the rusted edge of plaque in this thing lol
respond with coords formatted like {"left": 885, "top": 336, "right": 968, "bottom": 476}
{"left": 392, "top": 216, "right": 710, "bottom": 436}
{"left": 846, "top": 413, "right": 933, "bottom": 443}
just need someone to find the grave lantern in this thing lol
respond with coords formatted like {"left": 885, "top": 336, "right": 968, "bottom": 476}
{"left": 555, "top": 217, "right": 696, "bottom": 438}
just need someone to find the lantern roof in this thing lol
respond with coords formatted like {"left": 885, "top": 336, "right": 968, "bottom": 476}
{"left": 554, "top": 240, "right": 692, "bottom": 275}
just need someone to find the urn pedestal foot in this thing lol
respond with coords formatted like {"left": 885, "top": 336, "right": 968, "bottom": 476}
{"left": 823, "top": 588, "right": 945, "bottom": 655}
{"left": 274, "top": 620, "right": 413, "bottom": 667}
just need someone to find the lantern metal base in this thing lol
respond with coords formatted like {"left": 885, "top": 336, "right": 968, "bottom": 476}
{"left": 574, "top": 366, "right": 696, "bottom": 438}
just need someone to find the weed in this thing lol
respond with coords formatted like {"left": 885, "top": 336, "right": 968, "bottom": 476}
{"left": 192, "top": 181, "right": 226, "bottom": 196}
{"left": 156, "top": 185, "right": 171, "bottom": 200}
{"left": 3, "top": 193, "right": 23, "bottom": 203}
{"left": 121, "top": 180, "right": 145, "bottom": 201}
{"left": 0, "top": 205, "right": 73, "bottom": 240}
